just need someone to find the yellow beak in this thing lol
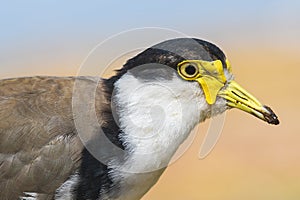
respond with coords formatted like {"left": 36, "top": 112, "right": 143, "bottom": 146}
{"left": 218, "top": 80, "right": 279, "bottom": 125}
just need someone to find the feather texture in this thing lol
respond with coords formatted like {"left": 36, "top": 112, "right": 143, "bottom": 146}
{"left": 0, "top": 76, "right": 107, "bottom": 199}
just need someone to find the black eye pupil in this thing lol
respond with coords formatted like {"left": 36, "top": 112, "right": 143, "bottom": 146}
{"left": 185, "top": 65, "right": 196, "bottom": 75}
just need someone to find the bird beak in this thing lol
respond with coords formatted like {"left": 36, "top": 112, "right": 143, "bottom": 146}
{"left": 218, "top": 80, "right": 279, "bottom": 125}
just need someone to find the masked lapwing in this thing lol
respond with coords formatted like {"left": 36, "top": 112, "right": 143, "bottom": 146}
{"left": 0, "top": 38, "right": 279, "bottom": 200}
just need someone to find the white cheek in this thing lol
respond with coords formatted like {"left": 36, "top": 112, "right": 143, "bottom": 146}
{"left": 112, "top": 73, "right": 208, "bottom": 171}
{"left": 103, "top": 72, "right": 229, "bottom": 199}
{"left": 117, "top": 83, "right": 183, "bottom": 145}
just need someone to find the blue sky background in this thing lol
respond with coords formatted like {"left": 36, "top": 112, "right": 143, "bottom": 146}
{"left": 1, "top": 0, "right": 300, "bottom": 77}
{"left": 1, "top": 1, "right": 300, "bottom": 44}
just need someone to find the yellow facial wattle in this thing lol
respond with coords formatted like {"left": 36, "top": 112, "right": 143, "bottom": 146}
{"left": 177, "top": 59, "right": 229, "bottom": 104}
{"left": 177, "top": 59, "right": 279, "bottom": 125}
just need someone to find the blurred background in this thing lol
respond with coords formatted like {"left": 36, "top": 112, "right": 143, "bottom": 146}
{"left": 1, "top": 1, "right": 299, "bottom": 199}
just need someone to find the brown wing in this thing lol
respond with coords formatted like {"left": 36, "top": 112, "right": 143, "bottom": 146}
{"left": 0, "top": 76, "right": 104, "bottom": 199}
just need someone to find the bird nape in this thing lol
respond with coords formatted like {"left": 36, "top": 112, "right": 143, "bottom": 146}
{"left": 0, "top": 38, "right": 279, "bottom": 200}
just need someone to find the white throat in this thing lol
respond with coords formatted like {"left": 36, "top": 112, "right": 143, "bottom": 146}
{"left": 104, "top": 70, "right": 228, "bottom": 200}
{"left": 112, "top": 71, "right": 208, "bottom": 172}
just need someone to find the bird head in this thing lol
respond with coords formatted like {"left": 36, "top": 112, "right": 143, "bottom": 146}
{"left": 110, "top": 38, "right": 279, "bottom": 126}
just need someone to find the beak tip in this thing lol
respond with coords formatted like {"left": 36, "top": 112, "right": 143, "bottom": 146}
{"left": 269, "top": 118, "right": 280, "bottom": 125}
{"left": 263, "top": 105, "right": 280, "bottom": 125}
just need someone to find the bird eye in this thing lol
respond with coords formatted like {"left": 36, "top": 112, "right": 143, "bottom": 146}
{"left": 178, "top": 63, "right": 199, "bottom": 79}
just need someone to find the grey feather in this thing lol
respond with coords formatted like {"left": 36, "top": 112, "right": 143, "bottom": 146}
{"left": 0, "top": 76, "right": 106, "bottom": 199}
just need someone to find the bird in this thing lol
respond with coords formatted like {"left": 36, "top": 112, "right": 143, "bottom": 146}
{"left": 0, "top": 38, "right": 279, "bottom": 200}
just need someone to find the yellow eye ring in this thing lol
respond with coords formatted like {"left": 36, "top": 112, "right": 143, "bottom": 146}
{"left": 178, "top": 62, "right": 199, "bottom": 79}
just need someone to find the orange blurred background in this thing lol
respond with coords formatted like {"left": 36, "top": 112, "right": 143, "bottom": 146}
{"left": 1, "top": 1, "right": 299, "bottom": 199}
